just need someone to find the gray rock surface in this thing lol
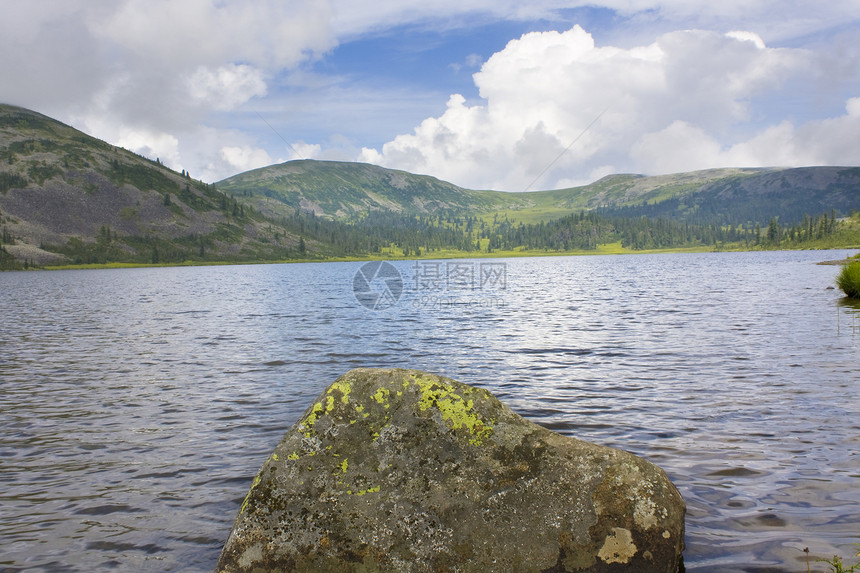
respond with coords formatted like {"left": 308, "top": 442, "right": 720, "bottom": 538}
{"left": 216, "top": 368, "right": 685, "bottom": 572}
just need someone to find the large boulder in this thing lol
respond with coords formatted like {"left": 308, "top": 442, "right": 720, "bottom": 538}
{"left": 216, "top": 368, "right": 685, "bottom": 572}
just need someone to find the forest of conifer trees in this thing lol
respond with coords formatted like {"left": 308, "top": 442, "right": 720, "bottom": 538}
{"left": 1, "top": 199, "right": 856, "bottom": 269}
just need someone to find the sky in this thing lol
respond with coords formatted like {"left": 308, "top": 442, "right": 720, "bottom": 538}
{"left": 2, "top": 1, "right": 859, "bottom": 191}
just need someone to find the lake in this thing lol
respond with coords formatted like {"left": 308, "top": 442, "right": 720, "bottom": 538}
{"left": 1, "top": 250, "right": 858, "bottom": 572}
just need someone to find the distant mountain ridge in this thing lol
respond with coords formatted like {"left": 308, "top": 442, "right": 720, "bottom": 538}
{"left": 216, "top": 160, "right": 767, "bottom": 220}
{"left": 598, "top": 166, "right": 860, "bottom": 225}
{"left": 217, "top": 161, "right": 860, "bottom": 226}
{"left": 217, "top": 159, "right": 508, "bottom": 218}
{"left": 1, "top": 103, "right": 859, "bottom": 267}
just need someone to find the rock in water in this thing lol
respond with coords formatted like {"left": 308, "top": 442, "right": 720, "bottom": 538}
{"left": 216, "top": 368, "right": 685, "bottom": 572}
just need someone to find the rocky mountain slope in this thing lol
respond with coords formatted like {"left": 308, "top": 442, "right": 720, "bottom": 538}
{"left": 0, "top": 104, "right": 308, "bottom": 265}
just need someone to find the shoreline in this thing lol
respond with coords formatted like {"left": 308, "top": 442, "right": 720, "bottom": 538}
{"left": 4, "top": 243, "right": 856, "bottom": 272}
{"left": 816, "top": 257, "right": 860, "bottom": 265}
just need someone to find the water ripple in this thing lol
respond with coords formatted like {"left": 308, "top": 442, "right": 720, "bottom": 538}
{"left": 1, "top": 251, "right": 858, "bottom": 571}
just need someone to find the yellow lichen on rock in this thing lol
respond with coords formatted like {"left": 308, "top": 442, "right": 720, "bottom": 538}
{"left": 355, "top": 486, "right": 380, "bottom": 496}
{"left": 301, "top": 380, "right": 354, "bottom": 438}
{"left": 301, "top": 402, "right": 326, "bottom": 437}
{"left": 238, "top": 474, "right": 261, "bottom": 514}
{"left": 410, "top": 374, "right": 494, "bottom": 445}
{"left": 328, "top": 379, "right": 351, "bottom": 404}
{"left": 373, "top": 386, "right": 390, "bottom": 405}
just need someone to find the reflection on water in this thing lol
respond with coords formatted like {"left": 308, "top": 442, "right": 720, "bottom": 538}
{"left": 1, "top": 250, "right": 858, "bottom": 572}
{"left": 837, "top": 297, "right": 860, "bottom": 336}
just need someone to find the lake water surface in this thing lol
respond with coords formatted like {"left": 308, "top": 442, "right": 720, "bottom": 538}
{"left": 1, "top": 250, "right": 858, "bottom": 572}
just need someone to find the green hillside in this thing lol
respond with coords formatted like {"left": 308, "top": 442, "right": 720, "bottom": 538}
{"left": 490, "top": 168, "right": 771, "bottom": 223}
{"left": 216, "top": 159, "right": 533, "bottom": 220}
{"left": 0, "top": 104, "right": 327, "bottom": 267}
{"left": 219, "top": 160, "right": 860, "bottom": 228}
{"left": 217, "top": 161, "right": 776, "bottom": 224}
{"left": 600, "top": 166, "right": 860, "bottom": 225}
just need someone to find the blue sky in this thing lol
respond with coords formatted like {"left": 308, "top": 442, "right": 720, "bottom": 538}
{"left": 2, "top": 1, "right": 859, "bottom": 190}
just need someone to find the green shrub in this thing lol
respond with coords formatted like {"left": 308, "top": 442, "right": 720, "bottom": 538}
{"left": 837, "top": 261, "right": 860, "bottom": 298}
{"left": 805, "top": 543, "right": 860, "bottom": 573}
{"left": 0, "top": 171, "right": 27, "bottom": 194}
{"left": 819, "top": 553, "right": 860, "bottom": 573}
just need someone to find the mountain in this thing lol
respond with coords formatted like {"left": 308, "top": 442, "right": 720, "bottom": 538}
{"left": 0, "top": 104, "right": 315, "bottom": 266}
{"left": 216, "top": 159, "right": 526, "bottom": 219}
{"left": 218, "top": 161, "right": 860, "bottom": 226}
{"left": 216, "top": 160, "right": 775, "bottom": 223}
{"left": 597, "top": 166, "right": 860, "bottom": 225}
{"left": 2, "top": 103, "right": 858, "bottom": 268}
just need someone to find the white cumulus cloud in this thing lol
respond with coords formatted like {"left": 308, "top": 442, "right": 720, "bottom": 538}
{"left": 0, "top": 0, "right": 336, "bottom": 161}
{"left": 630, "top": 121, "right": 724, "bottom": 174}
{"left": 359, "top": 25, "right": 856, "bottom": 190}
{"left": 726, "top": 30, "right": 766, "bottom": 49}
{"left": 220, "top": 141, "right": 320, "bottom": 177}
{"left": 117, "top": 128, "right": 182, "bottom": 168}
{"left": 2, "top": 1, "right": 858, "bottom": 186}
{"left": 100, "top": 0, "right": 336, "bottom": 70}
{"left": 187, "top": 65, "right": 268, "bottom": 111}
{"left": 220, "top": 146, "right": 276, "bottom": 174}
